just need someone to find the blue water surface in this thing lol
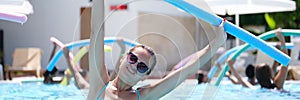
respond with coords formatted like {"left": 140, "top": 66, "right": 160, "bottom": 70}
{"left": 0, "top": 80, "right": 300, "bottom": 100}
{"left": 0, "top": 81, "right": 86, "bottom": 100}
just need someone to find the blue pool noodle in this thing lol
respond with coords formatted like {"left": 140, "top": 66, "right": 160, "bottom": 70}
{"left": 165, "top": 0, "right": 290, "bottom": 66}
{"left": 46, "top": 37, "right": 139, "bottom": 71}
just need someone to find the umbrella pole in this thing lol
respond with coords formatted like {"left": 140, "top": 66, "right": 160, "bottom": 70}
{"left": 235, "top": 13, "right": 240, "bottom": 46}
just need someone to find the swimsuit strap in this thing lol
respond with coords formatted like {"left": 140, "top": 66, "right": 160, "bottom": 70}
{"left": 95, "top": 82, "right": 141, "bottom": 100}
{"left": 96, "top": 82, "right": 110, "bottom": 100}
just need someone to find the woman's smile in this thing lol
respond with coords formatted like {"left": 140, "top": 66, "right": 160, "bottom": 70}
{"left": 126, "top": 66, "right": 136, "bottom": 75}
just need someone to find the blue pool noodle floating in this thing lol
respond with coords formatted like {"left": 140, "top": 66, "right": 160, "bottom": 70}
{"left": 46, "top": 37, "right": 139, "bottom": 71}
{"left": 164, "top": 0, "right": 290, "bottom": 66}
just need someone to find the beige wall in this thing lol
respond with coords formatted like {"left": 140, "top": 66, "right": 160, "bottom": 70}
{"left": 137, "top": 13, "right": 198, "bottom": 77}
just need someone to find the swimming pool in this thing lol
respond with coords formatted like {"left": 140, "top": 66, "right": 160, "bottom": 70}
{"left": 0, "top": 81, "right": 86, "bottom": 100}
{"left": 0, "top": 79, "right": 300, "bottom": 100}
{"left": 162, "top": 80, "right": 300, "bottom": 100}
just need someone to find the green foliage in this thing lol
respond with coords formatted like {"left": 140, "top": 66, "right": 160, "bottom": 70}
{"left": 264, "top": 13, "right": 276, "bottom": 30}
{"left": 240, "top": 14, "right": 265, "bottom": 26}
{"left": 240, "top": 0, "right": 300, "bottom": 31}
{"left": 265, "top": 0, "right": 300, "bottom": 30}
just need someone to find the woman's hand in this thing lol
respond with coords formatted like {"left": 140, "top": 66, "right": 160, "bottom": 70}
{"left": 216, "top": 62, "right": 221, "bottom": 69}
{"left": 116, "top": 38, "right": 126, "bottom": 53}
{"left": 227, "top": 57, "right": 235, "bottom": 68}
{"left": 116, "top": 38, "right": 125, "bottom": 48}
{"left": 213, "top": 18, "right": 227, "bottom": 47}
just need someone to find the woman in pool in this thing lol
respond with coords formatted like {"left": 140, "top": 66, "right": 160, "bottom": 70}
{"left": 62, "top": 46, "right": 90, "bottom": 89}
{"left": 87, "top": 20, "right": 227, "bottom": 99}
{"left": 225, "top": 64, "right": 257, "bottom": 85}
{"left": 227, "top": 28, "right": 289, "bottom": 90}
{"left": 197, "top": 70, "right": 209, "bottom": 84}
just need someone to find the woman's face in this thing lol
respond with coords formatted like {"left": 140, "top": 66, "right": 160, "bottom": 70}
{"left": 118, "top": 47, "right": 153, "bottom": 86}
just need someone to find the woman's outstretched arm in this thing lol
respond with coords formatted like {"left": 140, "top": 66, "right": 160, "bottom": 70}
{"left": 141, "top": 20, "right": 227, "bottom": 99}
{"left": 87, "top": 0, "right": 108, "bottom": 99}
{"left": 110, "top": 38, "right": 126, "bottom": 80}
{"left": 273, "top": 28, "right": 289, "bottom": 90}
{"left": 227, "top": 58, "right": 255, "bottom": 88}
{"left": 62, "top": 46, "right": 90, "bottom": 89}
{"left": 215, "top": 62, "right": 240, "bottom": 84}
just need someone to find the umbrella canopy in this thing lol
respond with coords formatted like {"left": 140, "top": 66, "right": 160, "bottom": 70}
{"left": 199, "top": 0, "right": 296, "bottom": 46}
{"left": 205, "top": 0, "right": 296, "bottom": 15}
{"left": 0, "top": 0, "right": 33, "bottom": 15}
{"left": 0, "top": 0, "right": 33, "bottom": 24}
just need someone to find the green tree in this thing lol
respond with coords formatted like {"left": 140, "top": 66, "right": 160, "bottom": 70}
{"left": 240, "top": 0, "right": 300, "bottom": 32}
{"left": 266, "top": 0, "right": 300, "bottom": 30}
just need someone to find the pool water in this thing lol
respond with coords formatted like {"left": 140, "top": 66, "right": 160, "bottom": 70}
{"left": 0, "top": 80, "right": 300, "bottom": 100}
{"left": 162, "top": 81, "right": 300, "bottom": 100}
{"left": 0, "top": 81, "right": 86, "bottom": 100}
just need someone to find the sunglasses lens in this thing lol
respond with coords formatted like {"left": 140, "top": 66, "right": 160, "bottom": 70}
{"left": 127, "top": 52, "right": 149, "bottom": 74}
{"left": 137, "top": 62, "right": 149, "bottom": 73}
{"left": 128, "top": 53, "right": 138, "bottom": 64}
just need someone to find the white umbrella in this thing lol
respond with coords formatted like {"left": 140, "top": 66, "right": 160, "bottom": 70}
{"left": 206, "top": 0, "right": 295, "bottom": 15}
{"left": 0, "top": 0, "right": 33, "bottom": 24}
{"left": 204, "top": 0, "right": 296, "bottom": 46}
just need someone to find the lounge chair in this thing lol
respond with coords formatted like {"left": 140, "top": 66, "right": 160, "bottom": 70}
{"left": 5, "top": 48, "right": 42, "bottom": 80}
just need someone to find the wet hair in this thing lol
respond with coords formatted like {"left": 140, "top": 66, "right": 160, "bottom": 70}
{"left": 245, "top": 64, "right": 255, "bottom": 79}
{"left": 197, "top": 73, "right": 204, "bottom": 84}
{"left": 129, "top": 45, "right": 156, "bottom": 75}
{"left": 255, "top": 64, "right": 272, "bottom": 88}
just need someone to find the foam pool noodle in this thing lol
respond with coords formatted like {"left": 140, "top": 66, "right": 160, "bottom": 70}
{"left": 60, "top": 69, "right": 72, "bottom": 86}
